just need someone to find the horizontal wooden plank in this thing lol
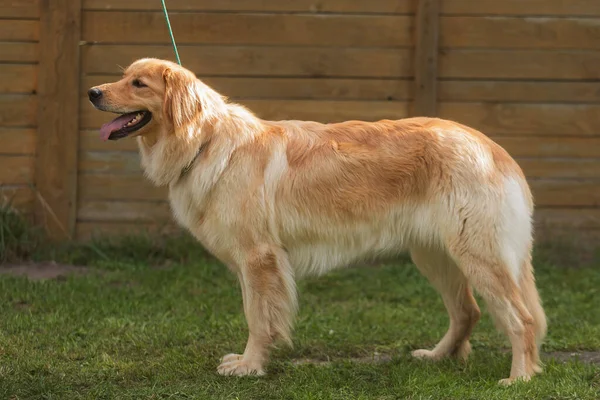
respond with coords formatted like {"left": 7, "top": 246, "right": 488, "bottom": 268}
{"left": 75, "top": 221, "right": 178, "bottom": 241}
{"left": 0, "top": 128, "right": 35, "bottom": 154}
{"left": 441, "top": 17, "right": 600, "bottom": 49}
{"left": 78, "top": 173, "right": 167, "bottom": 201}
{"left": 494, "top": 137, "right": 600, "bottom": 158}
{"left": 535, "top": 208, "right": 600, "bottom": 230}
{"left": 83, "top": 75, "right": 413, "bottom": 101}
{"left": 439, "top": 50, "right": 600, "bottom": 79}
{"left": 518, "top": 158, "right": 600, "bottom": 179}
{"left": 79, "top": 130, "right": 138, "bottom": 152}
{"left": 0, "top": 19, "right": 38, "bottom": 41}
{"left": 0, "top": 155, "right": 33, "bottom": 185}
{"left": 0, "top": 185, "right": 34, "bottom": 209}
{"left": 531, "top": 180, "right": 600, "bottom": 207}
{"left": 441, "top": 1, "right": 600, "bottom": 16}
{"left": 78, "top": 200, "right": 172, "bottom": 222}
{"left": 82, "top": 45, "right": 413, "bottom": 78}
{"left": 81, "top": 99, "right": 409, "bottom": 128}
{"left": 0, "top": 95, "right": 37, "bottom": 127}
{"left": 82, "top": 12, "right": 413, "bottom": 47}
{"left": 79, "top": 151, "right": 141, "bottom": 173}
{"left": 439, "top": 102, "right": 600, "bottom": 136}
{"left": 0, "top": 0, "right": 40, "bottom": 18}
{"left": 82, "top": 0, "right": 414, "bottom": 14}
{"left": 0, "top": 64, "right": 36, "bottom": 93}
{"left": 0, "top": 42, "right": 38, "bottom": 63}
{"left": 439, "top": 80, "right": 600, "bottom": 103}
{"left": 82, "top": 0, "right": 600, "bottom": 17}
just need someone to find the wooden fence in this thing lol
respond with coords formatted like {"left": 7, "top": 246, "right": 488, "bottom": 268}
{"left": 1, "top": 0, "right": 599, "bottom": 245}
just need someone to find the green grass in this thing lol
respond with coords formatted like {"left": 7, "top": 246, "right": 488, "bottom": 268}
{"left": 0, "top": 210, "right": 599, "bottom": 399}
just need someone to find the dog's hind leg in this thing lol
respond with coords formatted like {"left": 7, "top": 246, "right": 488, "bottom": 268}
{"left": 410, "top": 246, "right": 481, "bottom": 362}
{"left": 447, "top": 240, "right": 537, "bottom": 385}
{"left": 217, "top": 245, "right": 297, "bottom": 376}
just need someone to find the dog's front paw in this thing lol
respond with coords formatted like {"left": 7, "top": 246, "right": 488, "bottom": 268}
{"left": 411, "top": 349, "right": 443, "bottom": 361}
{"left": 498, "top": 375, "right": 531, "bottom": 386}
{"left": 217, "top": 353, "right": 265, "bottom": 377}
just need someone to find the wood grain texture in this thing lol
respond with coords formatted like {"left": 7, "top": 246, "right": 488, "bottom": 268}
{"left": 0, "top": 156, "right": 33, "bottom": 185}
{"left": 41, "top": 0, "right": 600, "bottom": 241}
{"left": 81, "top": 0, "right": 600, "bottom": 16}
{"left": 0, "top": 19, "right": 39, "bottom": 41}
{"left": 495, "top": 137, "right": 600, "bottom": 158}
{"left": 518, "top": 158, "right": 600, "bottom": 179}
{"left": 35, "top": 0, "right": 81, "bottom": 239}
{"left": 79, "top": 151, "right": 141, "bottom": 174}
{"left": 439, "top": 102, "right": 600, "bottom": 136}
{"left": 0, "top": 186, "right": 34, "bottom": 213}
{"left": 0, "top": 0, "right": 40, "bottom": 18}
{"left": 81, "top": 45, "right": 414, "bottom": 78}
{"left": 76, "top": 221, "right": 178, "bottom": 241}
{"left": 441, "top": 0, "right": 600, "bottom": 16}
{"left": 82, "top": 75, "right": 414, "bottom": 101}
{"left": 0, "top": 42, "right": 38, "bottom": 62}
{"left": 0, "top": 128, "right": 36, "bottom": 154}
{"left": 78, "top": 200, "right": 172, "bottom": 222}
{"left": 531, "top": 180, "right": 600, "bottom": 207}
{"left": 439, "top": 81, "right": 600, "bottom": 103}
{"left": 82, "top": 12, "right": 414, "bottom": 47}
{"left": 0, "top": 64, "right": 37, "bottom": 94}
{"left": 535, "top": 208, "right": 600, "bottom": 230}
{"left": 78, "top": 174, "right": 167, "bottom": 201}
{"left": 82, "top": 0, "right": 415, "bottom": 14}
{"left": 413, "top": 0, "right": 439, "bottom": 116}
{"left": 439, "top": 49, "right": 600, "bottom": 79}
{"left": 0, "top": 95, "right": 37, "bottom": 127}
{"left": 441, "top": 17, "right": 600, "bottom": 49}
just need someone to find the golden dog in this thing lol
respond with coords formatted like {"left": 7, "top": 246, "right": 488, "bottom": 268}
{"left": 88, "top": 58, "right": 546, "bottom": 384}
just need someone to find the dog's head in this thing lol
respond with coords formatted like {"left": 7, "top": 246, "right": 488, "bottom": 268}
{"left": 88, "top": 58, "right": 206, "bottom": 141}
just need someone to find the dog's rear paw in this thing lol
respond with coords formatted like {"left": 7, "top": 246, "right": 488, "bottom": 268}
{"left": 217, "top": 353, "right": 265, "bottom": 377}
{"left": 411, "top": 349, "right": 443, "bottom": 361}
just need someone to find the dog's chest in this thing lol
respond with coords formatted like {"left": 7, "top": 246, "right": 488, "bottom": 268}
{"left": 168, "top": 185, "right": 238, "bottom": 263}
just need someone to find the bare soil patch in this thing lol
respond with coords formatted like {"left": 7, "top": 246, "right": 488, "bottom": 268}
{"left": 0, "top": 262, "right": 90, "bottom": 280}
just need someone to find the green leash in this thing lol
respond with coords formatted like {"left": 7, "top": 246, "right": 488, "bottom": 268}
{"left": 160, "top": 0, "right": 181, "bottom": 65}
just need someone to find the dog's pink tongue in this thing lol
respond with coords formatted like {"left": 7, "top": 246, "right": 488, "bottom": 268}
{"left": 99, "top": 113, "right": 135, "bottom": 141}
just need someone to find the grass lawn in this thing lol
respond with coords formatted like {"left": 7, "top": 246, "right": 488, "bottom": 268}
{"left": 0, "top": 228, "right": 599, "bottom": 399}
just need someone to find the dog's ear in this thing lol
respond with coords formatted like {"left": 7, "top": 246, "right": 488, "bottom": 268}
{"left": 162, "top": 67, "right": 200, "bottom": 128}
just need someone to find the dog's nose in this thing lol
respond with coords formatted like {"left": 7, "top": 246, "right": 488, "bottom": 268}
{"left": 88, "top": 88, "right": 103, "bottom": 101}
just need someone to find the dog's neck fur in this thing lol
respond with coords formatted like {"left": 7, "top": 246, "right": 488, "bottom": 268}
{"left": 137, "top": 95, "right": 264, "bottom": 189}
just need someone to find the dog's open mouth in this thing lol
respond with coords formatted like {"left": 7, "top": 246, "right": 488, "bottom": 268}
{"left": 100, "top": 111, "right": 152, "bottom": 141}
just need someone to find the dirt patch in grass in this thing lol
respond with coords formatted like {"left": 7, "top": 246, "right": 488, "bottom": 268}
{"left": 546, "top": 351, "right": 600, "bottom": 365}
{"left": 0, "top": 262, "right": 90, "bottom": 280}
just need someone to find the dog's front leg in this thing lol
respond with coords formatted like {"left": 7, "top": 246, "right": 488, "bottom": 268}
{"left": 217, "top": 246, "right": 297, "bottom": 376}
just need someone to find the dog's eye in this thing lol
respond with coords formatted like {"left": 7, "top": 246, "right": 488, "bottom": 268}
{"left": 132, "top": 79, "right": 147, "bottom": 88}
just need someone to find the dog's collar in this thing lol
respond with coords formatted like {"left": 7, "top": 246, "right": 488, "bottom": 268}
{"left": 179, "top": 141, "right": 209, "bottom": 181}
